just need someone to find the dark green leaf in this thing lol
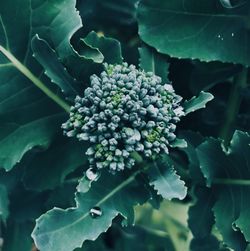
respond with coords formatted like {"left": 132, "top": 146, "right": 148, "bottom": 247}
{"left": 190, "top": 61, "right": 242, "bottom": 94}
{"left": 196, "top": 131, "right": 250, "bottom": 250}
{"left": 45, "top": 183, "right": 77, "bottom": 210}
{"left": 76, "top": 0, "right": 138, "bottom": 27}
{"left": 32, "top": 172, "right": 149, "bottom": 251}
{"left": 22, "top": 138, "right": 87, "bottom": 191}
{"left": 213, "top": 187, "right": 247, "bottom": 251}
{"left": 10, "top": 188, "right": 48, "bottom": 222}
{"left": 0, "top": 0, "right": 81, "bottom": 171}
{"left": 80, "top": 31, "right": 123, "bottom": 64}
{"left": 31, "top": 36, "right": 80, "bottom": 99}
{"left": 2, "top": 221, "right": 33, "bottom": 251}
{"left": 137, "top": 0, "right": 250, "bottom": 65}
{"left": 190, "top": 235, "right": 226, "bottom": 251}
{"left": 65, "top": 31, "right": 123, "bottom": 81}
{"left": 0, "top": 109, "right": 65, "bottom": 171}
{"left": 188, "top": 187, "right": 215, "bottom": 239}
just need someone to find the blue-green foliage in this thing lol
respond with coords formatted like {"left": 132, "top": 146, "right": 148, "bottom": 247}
{"left": 0, "top": 0, "right": 249, "bottom": 251}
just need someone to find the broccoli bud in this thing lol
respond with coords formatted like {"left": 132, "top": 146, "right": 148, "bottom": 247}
{"left": 62, "top": 63, "right": 184, "bottom": 172}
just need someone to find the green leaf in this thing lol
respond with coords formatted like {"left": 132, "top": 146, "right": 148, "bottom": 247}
{"left": 0, "top": 184, "right": 9, "bottom": 222}
{"left": 64, "top": 31, "right": 123, "bottom": 81}
{"left": 10, "top": 188, "right": 48, "bottom": 222}
{"left": 76, "top": 0, "right": 138, "bottom": 27}
{"left": 187, "top": 186, "right": 224, "bottom": 251}
{"left": 0, "top": 0, "right": 82, "bottom": 63}
{"left": 80, "top": 31, "right": 123, "bottom": 64}
{"left": 32, "top": 171, "right": 149, "bottom": 251}
{"left": 146, "top": 156, "right": 187, "bottom": 200}
{"left": 213, "top": 187, "right": 247, "bottom": 251}
{"left": 0, "top": 108, "right": 65, "bottom": 171}
{"left": 22, "top": 137, "right": 87, "bottom": 191}
{"left": 29, "top": 1, "right": 82, "bottom": 61}
{"left": 183, "top": 91, "right": 214, "bottom": 115}
{"left": 0, "top": 0, "right": 82, "bottom": 171}
{"left": 139, "top": 45, "right": 169, "bottom": 83}
{"left": 196, "top": 131, "right": 250, "bottom": 250}
{"left": 31, "top": 35, "right": 80, "bottom": 99}
{"left": 137, "top": 0, "right": 250, "bottom": 65}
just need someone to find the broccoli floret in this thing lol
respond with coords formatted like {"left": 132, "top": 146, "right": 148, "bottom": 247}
{"left": 62, "top": 63, "right": 184, "bottom": 172}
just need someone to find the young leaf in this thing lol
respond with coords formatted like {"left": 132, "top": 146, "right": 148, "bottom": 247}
{"left": 31, "top": 36, "right": 80, "bottom": 100}
{"left": 32, "top": 171, "right": 149, "bottom": 251}
{"left": 146, "top": 155, "right": 187, "bottom": 200}
{"left": 139, "top": 45, "right": 169, "bottom": 83}
{"left": 65, "top": 31, "right": 123, "bottom": 81}
{"left": 183, "top": 91, "right": 214, "bottom": 115}
{"left": 137, "top": 0, "right": 250, "bottom": 65}
{"left": 169, "top": 138, "right": 187, "bottom": 148}
{"left": 80, "top": 31, "right": 123, "bottom": 64}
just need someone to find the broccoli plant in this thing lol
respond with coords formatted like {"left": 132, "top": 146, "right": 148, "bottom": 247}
{"left": 0, "top": 1, "right": 250, "bottom": 251}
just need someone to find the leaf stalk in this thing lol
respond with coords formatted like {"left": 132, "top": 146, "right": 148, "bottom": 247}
{"left": 0, "top": 45, "right": 70, "bottom": 113}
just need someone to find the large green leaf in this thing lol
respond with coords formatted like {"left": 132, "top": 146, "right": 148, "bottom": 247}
{"left": 196, "top": 131, "right": 250, "bottom": 250}
{"left": 137, "top": 0, "right": 250, "bottom": 65}
{"left": 76, "top": 0, "right": 138, "bottom": 27}
{"left": 146, "top": 155, "right": 187, "bottom": 200}
{"left": 32, "top": 171, "right": 149, "bottom": 251}
{"left": 0, "top": 0, "right": 82, "bottom": 171}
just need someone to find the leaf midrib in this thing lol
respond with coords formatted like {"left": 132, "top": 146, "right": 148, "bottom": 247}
{"left": 34, "top": 171, "right": 139, "bottom": 237}
{"left": 141, "top": 5, "right": 247, "bottom": 19}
